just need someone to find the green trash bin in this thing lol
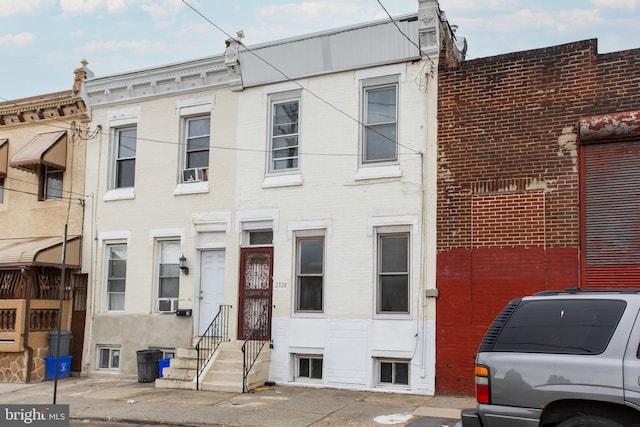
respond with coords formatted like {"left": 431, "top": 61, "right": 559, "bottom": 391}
{"left": 136, "top": 349, "right": 163, "bottom": 382}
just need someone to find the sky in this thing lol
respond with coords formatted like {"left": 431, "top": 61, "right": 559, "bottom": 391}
{"left": 0, "top": 0, "right": 638, "bottom": 101}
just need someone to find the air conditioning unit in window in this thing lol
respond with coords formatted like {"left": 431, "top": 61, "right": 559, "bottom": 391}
{"left": 182, "top": 167, "right": 207, "bottom": 183}
{"left": 158, "top": 298, "right": 178, "bottom": 313}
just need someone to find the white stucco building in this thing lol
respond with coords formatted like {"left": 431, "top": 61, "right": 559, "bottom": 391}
{"left": 81, "top": 0, "right": 464, "bottom": 394}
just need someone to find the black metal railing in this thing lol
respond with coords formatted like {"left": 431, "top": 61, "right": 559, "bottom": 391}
{"left": 241, "top": 304, "right": 269, "bottom": 393}
{"left": 195, "top": 304, "right": 231, "bottom": 391}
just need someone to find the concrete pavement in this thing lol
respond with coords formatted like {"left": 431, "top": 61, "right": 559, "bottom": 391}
{"left": 0, "top": 376, "right": 476, "bottom": 426}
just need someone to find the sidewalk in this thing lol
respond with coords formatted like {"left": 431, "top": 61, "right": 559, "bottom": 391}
{"left": 0, "top": 376, "right": 475, "bottom": 426}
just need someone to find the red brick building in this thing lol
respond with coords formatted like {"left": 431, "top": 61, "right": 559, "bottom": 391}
{"left": 436, "top": 39, "right": 640, "bottom": 395}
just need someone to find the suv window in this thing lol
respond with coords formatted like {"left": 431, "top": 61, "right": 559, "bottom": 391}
{"left": 493, "top": 299, "right": 626, "bottom": 355}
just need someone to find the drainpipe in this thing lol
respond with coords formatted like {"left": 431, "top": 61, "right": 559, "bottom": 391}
{"left": 20, "top": 267, "right": 33, "bottom": 383}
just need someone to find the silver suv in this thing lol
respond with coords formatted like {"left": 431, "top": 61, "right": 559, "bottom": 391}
{"left": 461, "top": 289, "right": 640, "bottom": 427}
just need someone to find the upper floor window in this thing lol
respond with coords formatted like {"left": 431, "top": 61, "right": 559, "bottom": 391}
{"left": 295, "top": 234, "right": 324, "bottom": 312}
{"left": 0, "top": 177, "right": 4, "bottom": 203}
{"left": 362, "top": 79, "right": 398, "bottom": 163}
{"left": 269, "top": 91, "right": 300, "bottom": 173}
{"left": 40, "top": 165, "right": 63, "bottom": 200}
{"left": 157, "top": 241, "right": 180, "bottom": 313}
{"left": 114, "top": 127, "right": 136, "bottom": 189}
{"left": 106, "top": 244, "right": 127, "bottom": 311}
{"left": 182, "top": 116, "right": 210, "bottom": 183}
{"left": 377, "top": 232, "right": 409, "bottom": 314}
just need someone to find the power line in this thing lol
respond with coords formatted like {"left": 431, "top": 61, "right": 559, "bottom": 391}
{"left": 377, "top": 0, "right": 425, "bottom": 59}
{"left": 179, "top": 0, "right": 422, "bottom": 157}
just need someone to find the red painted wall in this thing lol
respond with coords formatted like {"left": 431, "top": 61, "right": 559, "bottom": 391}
{"left": 436, "top": 40, "right": 640, "bottom": 395}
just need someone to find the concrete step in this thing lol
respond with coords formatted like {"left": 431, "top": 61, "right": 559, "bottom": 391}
{"left": 170, "top": 357, "right": 198, "bottom": 370}
{"left": 155, "top": 377, "right": 195, "bottom": 390}
{"left": 200, "top": 380, "right": 243, "bottom": 393}
{"left": 164, "top": 367, "right": 196, "bottom": 381}
{"left": 177, "top": 348, "right": 197, "bottom": 359}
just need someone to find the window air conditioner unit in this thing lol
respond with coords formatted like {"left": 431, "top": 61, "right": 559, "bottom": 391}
{"left": 182, "top": 168, "right": 206, "bottom": 183}
{"left": 159, "top": 298, "right": 178, "bottom": 313}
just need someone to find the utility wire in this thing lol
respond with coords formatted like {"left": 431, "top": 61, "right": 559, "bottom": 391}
{"left": 376, "top": 0, "right": 425, "bottom": 58}
{"left": 180, "top": 0, "right": 421, "bottom": 156}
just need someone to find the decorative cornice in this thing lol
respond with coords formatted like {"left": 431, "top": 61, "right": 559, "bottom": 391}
{"left": 84, "top": 53, "right": 241, "bottom": 108}
{"left": 0, "top": 92, "right": 88, "bottom": 128}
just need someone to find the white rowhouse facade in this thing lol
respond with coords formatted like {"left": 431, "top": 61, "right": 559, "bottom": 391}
{"left": 81, "top": 0, "right": 462, "bottom": 394}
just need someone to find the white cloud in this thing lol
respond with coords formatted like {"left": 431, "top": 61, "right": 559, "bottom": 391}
{"left": 76, "top": 39, "right": 168, "bottom": 54}
{"left": 459, "top": 8, "right": 600, "bottom": 34}
{"left": 0, "top": 0, "right": 55, "bottom": 17}
{"left": 256, "top": 1, "right": 377, "bottom": 27}
{"left": 69, "top": 29, "right": 85, "bottom": 38}
{"left": 141, "top": 0, "right": 182, "bottom": 20}
{"left": 0, "top": 32, "right": 37, "bottom": 48}
{"left": 60, "top": 0, "right": 129, "bottom": 14}
{"left": 591, "top": 0, "right": 637, "bottom": 10}
{"left": 439, "top": 0, "right": 520, "bottom": 12}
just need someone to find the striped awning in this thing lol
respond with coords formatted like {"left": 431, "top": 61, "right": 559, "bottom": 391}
{"left": 0, "top": 236, "right": 80, "bottom": 268}
{"left": 9, "top": 131, "right": 67, "bottom": 173}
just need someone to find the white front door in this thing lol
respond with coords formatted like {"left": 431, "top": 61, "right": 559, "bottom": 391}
{"left": 198, "top": 250, "right": 225, "bottom": 335}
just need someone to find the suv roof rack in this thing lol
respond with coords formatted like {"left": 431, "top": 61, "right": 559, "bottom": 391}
{"left": 534, "top": 287, "right": 640, "bottom": 296}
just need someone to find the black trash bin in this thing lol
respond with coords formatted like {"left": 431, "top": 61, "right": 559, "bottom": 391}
{"left": 136, "top": 349, "right": 163, "bottom": 383}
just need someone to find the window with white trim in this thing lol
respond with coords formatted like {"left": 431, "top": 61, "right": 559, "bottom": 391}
{"left": 377, "top": 232, "right": 409, "bottom": 313}
{"left": 157, "top": 240, "right": 180, "bottom": 313}
{"left": 269, "top": 91, "right": 300, "bottom": 173}
{"left": 98, "top": 346, "right": 120, "bottom": 370}
{"left": 295, "top": 355, "right": 323, "bottom": 381}
{"left": 40, "top": 165, "right": 63, "bottom": 200}
{"left": 182, "top": 116, "right": 210, "bottom": 183}
{"left": 376, "top": 359, "right": 409, "bottom": 386}
{"left": 113, "top": 127, "right": 136, "bottom": 188}
{"left": 362, "top": 77, "right": 398, "bottom": 163}
{"left": 106, "top": 244, "right": 127, "bottom": 311}
{"left": 295, "top": 233, "right": 324, "bottom": 312}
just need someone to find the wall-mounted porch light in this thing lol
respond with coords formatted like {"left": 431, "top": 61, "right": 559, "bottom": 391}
{"left": 179, "top": 254, "right": 189, "bottom": 275}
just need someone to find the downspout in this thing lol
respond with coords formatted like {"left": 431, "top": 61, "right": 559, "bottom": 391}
{"left": 20, "top": 267, "right": 33, "bottom": 383}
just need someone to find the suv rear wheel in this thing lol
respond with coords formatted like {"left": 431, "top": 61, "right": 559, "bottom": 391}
{"left": 557, "top": 415, "right": 623, "bottom": 427}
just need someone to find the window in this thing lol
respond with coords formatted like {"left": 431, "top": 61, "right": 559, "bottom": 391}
{"left": 295, "top": 355, "right": 323, "bottom": 380}
{"left": 269, "top": 96, "right": 299, "bottom": 172}
{"left": 377, "top": 359, "right": 409, "bottom": 386}
{"left": 0, "top": 177, "right": 4, "bottom": 203}
{"left": 182, "top": 116, "right": 210, "bottom": 182}
{"left": 250, "top": 231, "right": 273, "bottom": 245}
{"left": 377, "top": 233, "right": 409, "bottom": 313}
{"left": 362, "top": 82, "right": 397, "bottom": 163}
{"left": 494, "top": 299, "right": 626, "bottom": 355}
{"left": 98, "top": 346, "right": 120, "bottom": 370}
{"left": 39, "top": 165, "right": 63, "bottom": 200}
{"left": 296, "top": 236, "right": 324, "bottom": 312}
{"left": 106, "top": 245, "right": 127, "bottom": 311}
{"left": 114, "top": 127, "right": 136, "bottom": 188}
{"left": 157, "top": 241, "right": 180, "bottom": 313}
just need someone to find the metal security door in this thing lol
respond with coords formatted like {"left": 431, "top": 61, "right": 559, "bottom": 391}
{"left": 237, "top": 247, "right": 273, "bottom": 340}
{"left": 584, "top": 139, "right": 640, "bottom": 288}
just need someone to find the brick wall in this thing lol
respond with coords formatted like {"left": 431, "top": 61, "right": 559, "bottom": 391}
{"left": 436, "top": 40, "right": 640, "bottom": 395}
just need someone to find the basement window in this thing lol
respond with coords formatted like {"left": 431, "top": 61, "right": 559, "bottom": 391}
{"left": 98, "top": 346, "right": 121, "bottom": 370}
{"left": 295, "top": 354, "right": 323, "bottom": 381}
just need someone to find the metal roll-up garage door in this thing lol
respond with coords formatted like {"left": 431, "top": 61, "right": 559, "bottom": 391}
{"left": 584, "top": 139, "right": 640, "bottom": 288}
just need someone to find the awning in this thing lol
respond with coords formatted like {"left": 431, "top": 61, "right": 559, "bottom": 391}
{"left": 0, "top": 236, "right": 80, "bottom": 269}
{"left": 0, "top": 138, "right": 7, "bottom": 177}
{"left": 9, "top": 131, "right": 67, "bottom": 173}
